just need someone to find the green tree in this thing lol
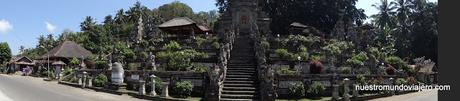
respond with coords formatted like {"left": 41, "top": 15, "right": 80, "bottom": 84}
{"left": 234, "top": 0, "right": 367, "bottom": 35}
{"left": 393, "top": 0, "right": 413, "bottom": 58}
{"left": 408, "top": 1, "right": 438, "bottom": 62}
{"left": 0, "top": 42, "right": 12, "bottom": 68}
{"left": 371, "top": 0, "right": 397, "bottom": 30}
{"left": 157, "top": 1, "right": 194, "bottom": 20}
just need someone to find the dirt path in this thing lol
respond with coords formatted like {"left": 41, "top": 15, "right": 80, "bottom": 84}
{"left": 0, "top": 74, "right": 148, "bottom": 101}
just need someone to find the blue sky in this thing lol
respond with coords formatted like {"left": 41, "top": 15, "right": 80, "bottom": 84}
{"left": 0, "top": 0, "right": 437, "bottom": 55}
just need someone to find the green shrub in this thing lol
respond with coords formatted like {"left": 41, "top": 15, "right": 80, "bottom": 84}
{"left": 195, "top": 37, "right": 207, "bottom": 47}
{"left": 275, "top": 48, "right": 292, "bottom": 60}
{"left": 260, "top": 40, "right": 270, "bottom": 49}
{"left": 164, "top": 41, "right": 182, "bottom": 51}
{"left": 211, "top": 41, "right": 220, "bottom": 49}
{"left": 69, "top": 77, "right": 78, "bottom": 83}
{"left": 384, "top": 56, "right": 408, "bottom": 70}
{"left": 369, "top": 76, "right": 384, "bottom": 85}
{"left": 356, "top": 74, "right": 367, "bottom": 85}
{"left": 70, "top": 57, "right": 80, "bottom": 66}
{"left": 40, "top": 70, "right": 54, "bottom": 78}
{"left": 308, "top": 81, "right": 326, "bottom": 98}
{"left": 338, "top": 67, "right": 352, "bottom": 74}
{"left": 127, "top": 63, "right": 139, "bottom": 70}
{"left": 347, "top": 52, "right": 369, "bottom": 67}
{"left": 310, "top": 55, "right": 324, "bottom": 61}
{"left": 95, "top": 61, "right": 108, "bottom": 69}
{"left": 62, "top": 68, "right": 74, "bottom": 76}
{"left": 93, "top": 74, "right": 108, "bottom": 87}
{"left": 192, "top": 64, "right": 208, "bottom": 73}
{"left": 294, "top": 51, "right": 309, "bottom": 61}
{"left": 157, "top": 49, "right": 208, "bottom": 71}
{"left": 154, "top": 78, "right": 163, "bottom": 94}
{"left": 275, "top": 67, "right": 299, "bottom": 75}
{"left": 288, "top": 82, "right": 305, "bottom": 99}
{"left": 395, "top": 78, "right": 407, "bottom": 85}
{"left": 172, "top": 81, "right": 193, "bottom": 98}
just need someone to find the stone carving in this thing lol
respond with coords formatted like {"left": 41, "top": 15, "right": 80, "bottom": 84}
{"left": 111, "top": 62, "right": 124, "bottom": 85}
{"left": 149, "top": 52, "right": 157, "bottom": 71}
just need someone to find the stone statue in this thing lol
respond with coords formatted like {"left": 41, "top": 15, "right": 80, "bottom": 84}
{"left": 149, "top": 52, "right": 157, "bottom": 71}
{"left": 111, "top": 62, "right": 124, "bottom": 85}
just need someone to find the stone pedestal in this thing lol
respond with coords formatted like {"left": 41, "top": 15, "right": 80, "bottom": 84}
{"left": 352, "top": 84, "right": 359, "bottom": 99}
{"left": 150, "top": 79, "right": 157, "bottom": 96}
{"left": 161, "top": 82, "right": 169, "bottom": 97}
{"left": 139, "top": 80, "right": 146, "bottom": 95}
{"left": 78, "top": 77, "right": 82, "bottom": 86}
{"left": 87, "top": 77, "right": 93, "bottom": 87}
{"left": 82, "top": 72, "right": 87, "bottom": 88}
{"left": 388, "top": 78, "right": 395, "bottom": 96}
{"left": 332, "top": 84, "right": 340, "bottom": 101}
{"left": 343, "top": 78, "right": 350, "bottom": 101}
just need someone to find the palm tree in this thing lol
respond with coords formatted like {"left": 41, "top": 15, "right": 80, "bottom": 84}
{"left": 393, "top": 0, "right": 413, "bottom": 58}
{"left": 372, "top": 0, "right": 397, "bottom": 30}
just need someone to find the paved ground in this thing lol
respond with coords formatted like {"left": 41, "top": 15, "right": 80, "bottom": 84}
{"left": 0, "top": 74, "right": 148, "bottom": 101}
{"left": 369, "top": 90, "right": 438, "bottom": 101}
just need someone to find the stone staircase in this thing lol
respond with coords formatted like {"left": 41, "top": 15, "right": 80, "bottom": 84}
{"left": 221, "top": 35, "right": 259, "bottom": 101}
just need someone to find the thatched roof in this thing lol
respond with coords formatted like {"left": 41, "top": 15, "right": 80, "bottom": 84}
{"left": 290, "top": 22, "right": 308, "bottom": 28}
{"left": 158, "top": 17, "right": 196, "bottom": 28}
{"left": 9, "top": 56, "right": 35, "bottom": 65}
{"left": 158, "top": 17, "right": 211, "bottom": 35}
{"left": 41, "top": 41, "right": 93, "bottom": 59}
{"left": 52, "top": 61, "right": 66, "bottom": 65}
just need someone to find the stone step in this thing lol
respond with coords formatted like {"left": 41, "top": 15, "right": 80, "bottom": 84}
{"left": 225, "top": 77, "right": 254, "bottom": 81}
{"left": 227, "top": 72, "right": 255, "bottom": 75}
{"left": 229, "top": 57, "right": 256, "bottom": 60}
{"left": 221, "top": 94, "right": 255, "bottom": 99}
{"left": 222, "top": 90, "right": 256, "bottom": 95}
{"left": 227, "top": 70, "right": 256, "bottom": 73}
{"left": 223, "top": 87, "right": 256, "bottom": 91}
{"left": 220, "top": 98, "right": 254, "bottom": 101}
{"left": 228, "top": 65, "right": 256, "bottom": 67}
{"left": 230, "top": 57, "right": 255, "bottom": 62}
{"left": 224, "top": 80, "right": 255, "bottom": 84}
{"left": 228, "top": 62, "right": 255, "bottom": 64}
{"left": 230, "top": 54, "right": 255, "bottom": 58}
{"left": 228, "top": 64, "right": 257, "bottom": 66}
{"left": 227, "top": 68, "right": 256, "bottom": 70}
{"left": 227, "top": 67, "right": 256, "bottom": 70}
{"left": 224, "top": 83, "right": 256, "bottom": 87}
{"left": 226, "top": 74, "right": 254, "bottom": 78}
{"left": 231, "top": 50, "right": 253, "bottom": 52}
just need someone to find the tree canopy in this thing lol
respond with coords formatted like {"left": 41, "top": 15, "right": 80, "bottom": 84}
{"left": 0, "top": 42, "right": 12, "bottom": 65}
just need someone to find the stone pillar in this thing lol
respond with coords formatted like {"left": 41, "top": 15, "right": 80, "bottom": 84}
{"left": 139, "top": 80, "right": 146, "bottom": 95}
{"left": 388, "top": 78, "right": 395, "bottom": 96}
{"left": 331, "top": 74, "right": 340, "bottom": 101}
{"left": 332, "top": 84, "right": 340, "bottom": 101}
{"left": 77, "top": 74, "right": 83, "bottom": 86}
{"left": 161, "top": 82, "right": 169, "bottom": 97}
{"left": 82, "top": 72, "right": 87, "bottom": 88}
{"left": 352, "top": 83, "right": 359, "bottom": 99}
{"left": 343, "top": 78, "right": 350, "bottom": 101}
{"left": 87, "top": 76, "right": 93, "bottom": 87}
{"left": 150, "top": 79, "right": 157, "bottom": 96}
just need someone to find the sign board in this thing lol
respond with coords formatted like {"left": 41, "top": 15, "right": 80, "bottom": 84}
{"left": 131, "top": 75, "right": 140, "bottom": 81}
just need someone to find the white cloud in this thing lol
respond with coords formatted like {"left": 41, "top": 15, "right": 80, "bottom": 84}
{"left": 0, "top": 19, "right": 13, "bottom": 34}
{"left": 45, "top": 21, "right": 56, "bottom": 33}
